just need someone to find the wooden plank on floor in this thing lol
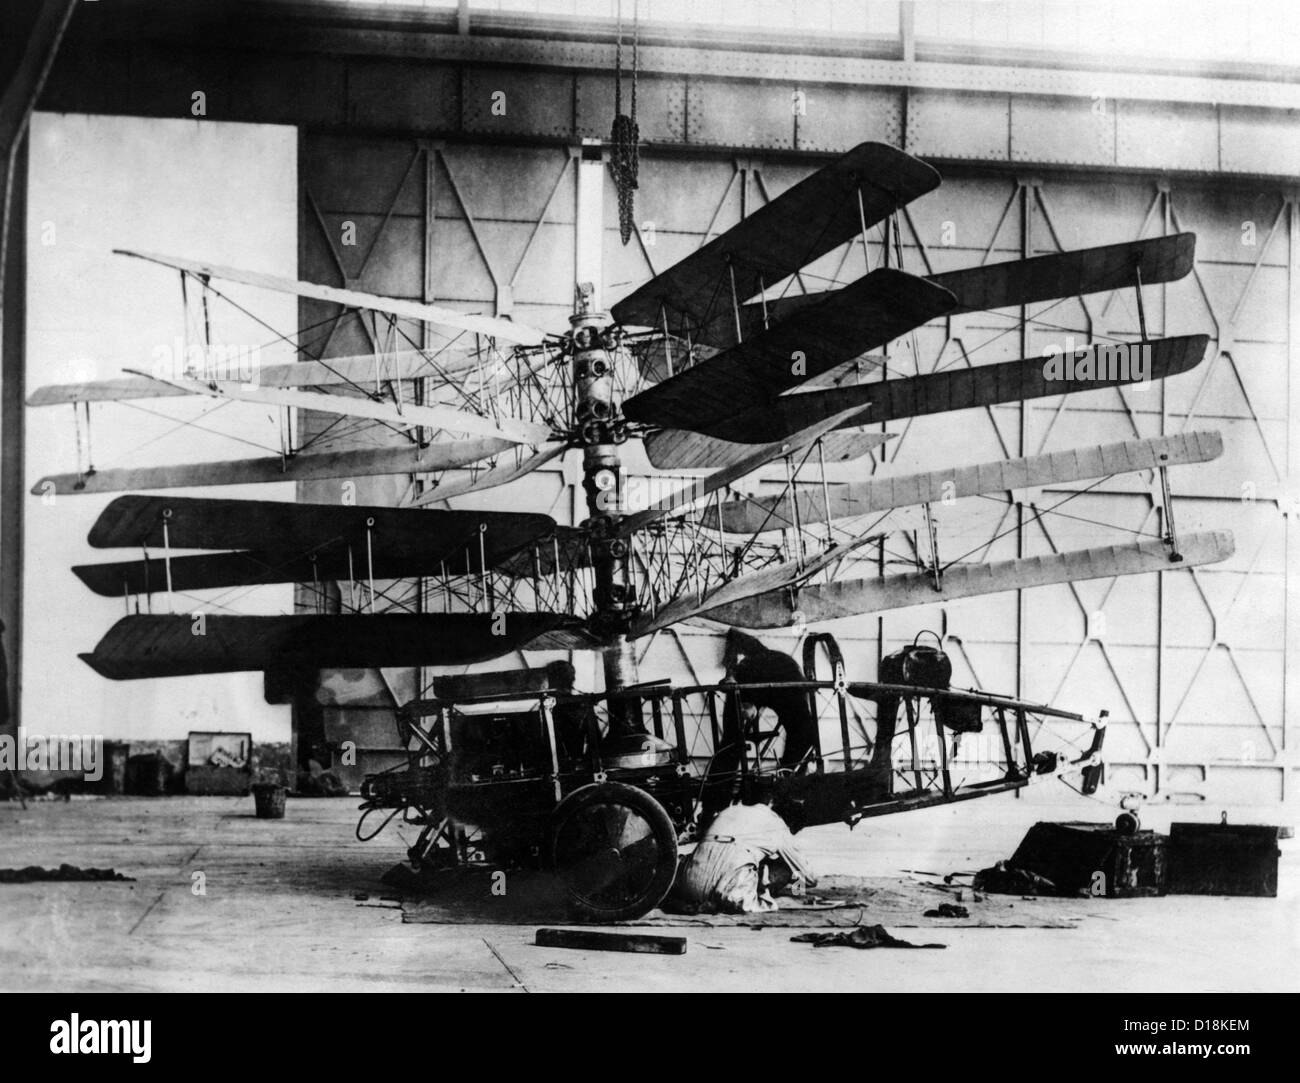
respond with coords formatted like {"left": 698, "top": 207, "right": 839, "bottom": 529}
{"left": 535, "top": 928, "right": 688, "bottom": 955}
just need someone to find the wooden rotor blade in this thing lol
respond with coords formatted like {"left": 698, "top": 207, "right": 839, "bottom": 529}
{"left": 617, "top": 405, "right": 873, "bottom": 536}
{"left": 115, "top": 249, "right": 547, "bottom": 345}
{"left": 126, "top": 370, "right": 552, "bottom": 445}
{"left": 621, "top": 269, "right": 955, "bottom": 431}
{"left": 695, "top": 334, "right": 1209, "bottom": 443}
{"left": 32, "top": 439, "right": 512, "bottom": 496}
{"left": 259, "top": 348, "right": 489, "bottom": 386}
{"left": 74, "top": 528, "right": 543, "bottom": 595}
{"left": 80, "top": 612, "right": 595, "bottom": 680}
{"left": 28, "top": 376, "right": 190, "bottom": 407}
{"left": 704, "top": 430, "right": 1225, "bottom": 535}
{"left": 630, "top": 559, "right": 811, "bottom": 639}
{"left": 930, "top": 232, "right": 1197, "bottom": 315}
{"left": 738, "top": 233, "right": 1199, "bottom": 330}
{"left": 642, "top": 428, "right": 890, "bottom": 470}
{"left": 611, "top": 143, "right": 940, "bottom": 336}
{"left": 86, "top": 494, "right": 554, "bottom": 556}
{"left": 701, "top": 530, "right": 1235, "bottom": 629}
{"left": 409, "top": 442, "right": 568, "bottom": 505}
{"left": 27, "top": 348, "right": 488, "bottom": 406}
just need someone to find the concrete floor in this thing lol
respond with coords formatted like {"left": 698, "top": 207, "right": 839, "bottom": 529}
{"left": 0, "top": 792, "right": 1295, "bottom": 992}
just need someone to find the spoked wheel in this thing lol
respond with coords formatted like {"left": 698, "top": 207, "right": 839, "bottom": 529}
{"left": 548, "top": 782, "right": 679, "bottom": 922}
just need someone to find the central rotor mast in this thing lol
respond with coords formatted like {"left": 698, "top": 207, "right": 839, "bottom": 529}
{"left": 569, "top": 285, "right": 639, "bottom": 695}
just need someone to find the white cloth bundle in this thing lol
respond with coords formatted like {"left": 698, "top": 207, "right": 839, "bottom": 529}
{"left": 675, "top": 804, "right": 816, "bottom": 914}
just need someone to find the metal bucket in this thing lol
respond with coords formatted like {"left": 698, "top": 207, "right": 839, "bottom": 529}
{"left": 252, "top": 783, "right": 287, "bottom": 819}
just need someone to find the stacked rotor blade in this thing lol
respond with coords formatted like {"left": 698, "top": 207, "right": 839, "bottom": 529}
{"left": 642, "top": 429, "right": 889, "bottom": 471}
{"left": 675, "top": 334, "right": 1208, "bottom": 444}
{"left": 704, "top": 431, "right": 1225, "bottom": 535}
{"left": 601, "top": 150, "right": 1230, "bottom": 638}
{"left": 616, "top": 141, "right": 1207, "bottom": 483}
{"left": 611, "top": 142, "right": 941, "bottom": 340}
{"left": 74, "top": 495, "right": 558, "bottom": 595}
{"left": 27, "top": 348, "right": 491, "bottom": 407}
{"left": 82, "top": 613, "right": 598, "bottom": 680}
{"left": 739, "top": 232, "right": 1197, "bottom": 330}
{"left": 115, "top": 249, "right": 548, "bottom": 345}
{"left": 701, "top": 532, "right": 1236, "bottom": 630}
{"left": 74, "top": 495, "right": 595, "bottom": 677}
{"left": 621, "top": 268, "right": 957, "bottom": 434}
{"left": 45, "top": 139, "right": 1239, "bottom": 682}
{"left": 35, "top": 439, "right": 514, "bottom": 497}
{"left": 27, "top": 246, "right": 560, "bottom": 496}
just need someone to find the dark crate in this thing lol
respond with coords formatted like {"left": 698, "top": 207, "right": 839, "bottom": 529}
{"left": 1009, "top": 821, "right": 1166, "bottom": 898}
{"left": 1167, "top": 822, "right": 1281, "bottom": 897}
{"left": 125, "top": 753, "right": 173, "bottom": 796}
{"left": 185, "top": 765, "right": 252, "bottom": 797}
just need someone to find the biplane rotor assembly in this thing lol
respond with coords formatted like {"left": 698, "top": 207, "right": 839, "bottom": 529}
{"left": 30, "top": 141, "right": 1236, "bottom": 920}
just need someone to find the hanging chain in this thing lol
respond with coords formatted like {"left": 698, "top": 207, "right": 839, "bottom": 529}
{"left": 610, "top": 0, "right": 640, "bottom": 245}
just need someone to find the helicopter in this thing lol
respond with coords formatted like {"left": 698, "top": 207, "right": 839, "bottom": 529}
{"left": 29, "top": 142, "right": 1231, "bottom": 919}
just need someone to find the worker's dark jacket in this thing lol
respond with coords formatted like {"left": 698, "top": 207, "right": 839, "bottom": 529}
{"left": 732, "top": 651, "right": 818, "bottom": 769}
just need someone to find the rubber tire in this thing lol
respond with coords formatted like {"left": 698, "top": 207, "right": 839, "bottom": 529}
{"left": 548, "top": 781, "right": 679, "bottom": 922}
